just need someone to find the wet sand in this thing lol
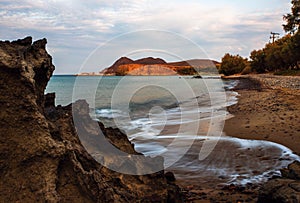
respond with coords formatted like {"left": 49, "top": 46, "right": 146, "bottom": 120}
{"left": 224, "top": 75, "right": 300, "bottom": 155}
{"left": 174, "top": 74, "right": 300, "bottom": 202}
{"left": 131, "top": 74, "right": 300, "bottom": 202}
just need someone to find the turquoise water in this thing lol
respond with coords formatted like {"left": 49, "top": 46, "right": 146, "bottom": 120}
{"left": 46, "top": 75, "right": 300, "bottom": 185}
{"left": 46, "top": 75, "right": 233, "bottom": 141}
{"left": 46, "top": 75, "right": 231, "bottom": 107}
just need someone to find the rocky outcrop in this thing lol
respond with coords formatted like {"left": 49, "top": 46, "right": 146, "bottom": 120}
{"left": 101, "top": 57, "right": 134, "bottom": 75}
{"left": 116, "top": 64, "right": 178, "bottom": 76}
{"left": 258, "top": 161, "right": 300, "bottom": 203}
{"left": 0, "top": 37, "right": 182, "bottom": 202}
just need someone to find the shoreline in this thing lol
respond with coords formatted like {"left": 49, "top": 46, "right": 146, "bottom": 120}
{"left": 224, "top": 74, "right": 300, "bottom": 155}
{"left": 174, "top": 74, "right": 300, "bottom": 202}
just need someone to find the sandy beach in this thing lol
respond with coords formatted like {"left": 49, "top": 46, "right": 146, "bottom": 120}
{"left": 174, "top": 74, "right": 300, "bottom": 202}
{"left": 224, "top": 74, "right": 300, "bottom": 155}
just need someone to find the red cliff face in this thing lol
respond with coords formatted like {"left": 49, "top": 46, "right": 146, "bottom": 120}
{"left": 0, "top": 37, "right": 182, "bottom": 202}
{"left": 103, "top": 57, "right": 134, "bottom": 74}
{"left": 117, "top": 64, "right": 177, "bottom": 75}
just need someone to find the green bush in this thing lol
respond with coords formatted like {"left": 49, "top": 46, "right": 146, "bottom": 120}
{"left": 219, "top": 53, "right": 247, "bottom": 76}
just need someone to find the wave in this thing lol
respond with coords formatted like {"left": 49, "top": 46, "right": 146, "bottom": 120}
{"left": 93, "top": 78, "right": 300, "bottom": 186}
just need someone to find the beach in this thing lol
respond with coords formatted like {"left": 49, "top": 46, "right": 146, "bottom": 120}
{"left": 224, "top": 74, "right": 300, "bottom": 155}
{"left": 175, "top": 74, "right": 300, "bottom": 202}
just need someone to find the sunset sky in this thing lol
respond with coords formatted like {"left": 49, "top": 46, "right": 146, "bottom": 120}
{"left": 0, "top": 0, "right": 292, "bottom": 74}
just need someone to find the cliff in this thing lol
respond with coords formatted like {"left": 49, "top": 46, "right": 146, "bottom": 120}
{"left": 0, "top": 37, "right": 182, "bottom": 202}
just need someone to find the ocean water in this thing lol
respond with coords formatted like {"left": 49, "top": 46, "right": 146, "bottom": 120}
{"left": 46, "top": 75, "right": 299, "bottom": 185}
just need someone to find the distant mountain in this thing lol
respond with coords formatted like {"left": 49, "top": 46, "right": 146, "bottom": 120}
{"left": 134, "top": 57, "right": 166, "bottom": 65}
{"left": 168, "top": 59, "right": 220, "bottom": 68}
{"left": 100, "top": 57, "right": 134, "bottom": 75}
{"left": 95, "top": 57, "right": 220, "bottom": 76}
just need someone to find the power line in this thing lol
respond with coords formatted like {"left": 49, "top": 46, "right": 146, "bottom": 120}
{"left": 270, "top": 32, "right": 280, "bottom": 43}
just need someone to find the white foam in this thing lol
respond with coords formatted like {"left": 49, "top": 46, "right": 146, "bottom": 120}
{"left": 95, "top": 108, "right": 126, "bottom": 119}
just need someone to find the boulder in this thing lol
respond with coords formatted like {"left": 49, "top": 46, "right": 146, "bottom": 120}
{"left": 0, "top": 37, "right": 182, "bottom": 202}
{"left": 258, "top": 161, "right": 300, "bottom": 203}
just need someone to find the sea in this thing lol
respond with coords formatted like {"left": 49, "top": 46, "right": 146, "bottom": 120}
{"left": 46, "top": 75, "right": 300, "bottom": 186}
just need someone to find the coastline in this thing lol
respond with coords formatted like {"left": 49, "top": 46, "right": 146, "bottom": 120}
{"left": 224, "top": 74, "right": 300, "bottom": 155}
{"left": 175, "top": 74, "right": 300, "bottom": 202}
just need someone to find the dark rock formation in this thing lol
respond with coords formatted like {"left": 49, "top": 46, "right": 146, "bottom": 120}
{"left": 0, "top": 37, "right": 182, "bottom": 202}
{"left": 165, "top": 172, "right": 176, "bottom": 182}
{"left": 258, "top": 161, "right": 300, "bottom": 203}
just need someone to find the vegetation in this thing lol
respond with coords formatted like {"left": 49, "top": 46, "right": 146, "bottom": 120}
{"left": 219, "top": 0, "right": 300, "bottom": 76}
{"left": 249, "top": 33, "right": 300, "bottom": 73}
{"left": 219, "top": 53, "right": 247, "bottom": 76}
{"left": 241, "top": 65, "right": 252, "bottom": 75}
{"left": 283, "top": 0, "right": 300, "bottom": 34}
{"left": 176, "top": 67, "right": 197, "bottom": 75}
{"left": 274, "top": 69, "right": 300, "bottom": 76}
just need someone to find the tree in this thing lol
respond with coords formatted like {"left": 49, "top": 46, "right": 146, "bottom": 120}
{"left": 283, "top": 0, "right": 300, "bottom": 33}
{"left": 249, "top": 34, "right": 300, "bottom": 73}
{"left": 290, "top": 32, "right": 300, "bottom": 69}
{"left": 247, "top": 1, "right": 300, "bottom": 73}
{"left": 219, "top": 53, "right": 247, "bottom": 76}
{"left": 250, "top": 49, "right": 266, "bottom": 73}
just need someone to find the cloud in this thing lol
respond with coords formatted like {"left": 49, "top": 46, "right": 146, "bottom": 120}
{"left": 0, "top": 0, "right": 291, "bottom": 73}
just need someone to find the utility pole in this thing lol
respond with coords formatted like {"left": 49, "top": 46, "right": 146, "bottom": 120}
{"left": 270, "top": 32, "right": 280, "bottom": 43}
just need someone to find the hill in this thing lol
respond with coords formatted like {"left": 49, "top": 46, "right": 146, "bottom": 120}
{"left": 93, "top": 57, "right": 220, "bottom": 76}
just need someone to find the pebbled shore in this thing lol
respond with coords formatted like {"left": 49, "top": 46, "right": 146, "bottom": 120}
{"left": 249, "top": 74, "right": 300, "bottom": 90}
{"left": 169, "top": 74, "right": 300, "bottom": 203}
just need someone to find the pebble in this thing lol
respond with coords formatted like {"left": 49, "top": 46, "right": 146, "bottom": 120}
{"left": 251, "top": 74, "right": 300, "bottom": 90}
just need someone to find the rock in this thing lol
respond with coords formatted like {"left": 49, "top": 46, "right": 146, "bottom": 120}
{"left": 257, "top": 179, "right": 300, "bottom": 203}
{"left": 258, "top": 161, "right": 300, "bottom": 203}
{"left": 45, "top": 93, "right": 56, "bottom": 108}
{"left": 281, "top": 161, "right": 300, "bottom": 180}
{"left": 165, "top": 172, "right": 176, "bottom": 182}
{"left": 0, "top": 37, "right": 182, "bottom": 202}
{"left": 11, "top": 36, "right": 33, "bottom": 46}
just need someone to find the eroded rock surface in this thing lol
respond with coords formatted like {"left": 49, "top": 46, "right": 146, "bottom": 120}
{"left": 258, "top": 161, "right": 300, "bottom": 203}
{"left": 0, "top": 37, "right": 182, "bottom": 202}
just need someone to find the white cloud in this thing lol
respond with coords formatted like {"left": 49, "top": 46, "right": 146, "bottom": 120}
{"left": 0, "top": 0, "right": 292, "bottom": 73}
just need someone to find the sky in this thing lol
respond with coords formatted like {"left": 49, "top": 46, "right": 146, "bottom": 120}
{"left": 0, "top": 0, "right": 292, "bottom": 74}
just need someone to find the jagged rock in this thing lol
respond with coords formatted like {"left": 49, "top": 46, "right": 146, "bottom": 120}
{"left": 0, "top": 37, "right": 182, "bottom": 202}
{"left": 281, "top": 161, "right": 300, "bottom": 180}
{"left": 258, "top": 179, "right": 300, "bottom": 203}
{"left": 258, "top": 161, "right": 300, "bottom": 203}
